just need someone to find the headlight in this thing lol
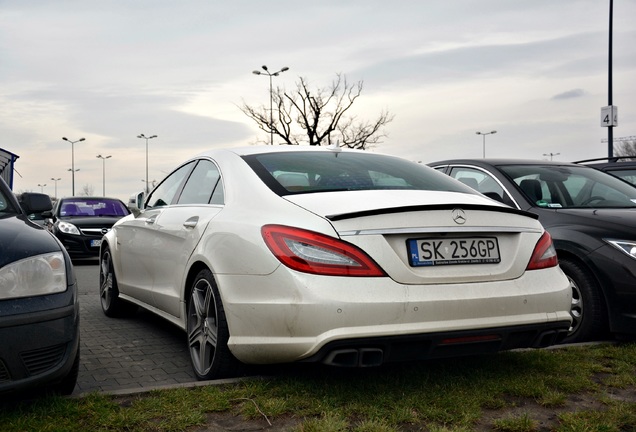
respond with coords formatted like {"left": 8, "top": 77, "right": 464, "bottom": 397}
{"left": 0, "top": 252, "right": 67, "bottom": 299}
{"left": 57, "top": 220, "right": 81, "bottom": 235}
{"left": 605, "top": 239, "right": 636, "bottom": 259}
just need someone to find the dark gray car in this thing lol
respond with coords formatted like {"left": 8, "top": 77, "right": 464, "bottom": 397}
{"left": 430, "top": 158, "right": 636, "bottom": 344}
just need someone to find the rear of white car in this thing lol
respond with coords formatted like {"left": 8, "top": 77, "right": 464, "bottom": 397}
{"left": 209, "top": 149, "right": 572, "bottom": 366}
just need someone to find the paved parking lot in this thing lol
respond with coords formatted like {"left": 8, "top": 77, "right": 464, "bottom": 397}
{"left": 73, "top": 260, "right": 197, "bottom": 395}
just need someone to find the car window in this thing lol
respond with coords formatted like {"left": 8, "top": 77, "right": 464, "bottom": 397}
{"left": 177, "top": 160, "right": 223, "bottom": 205}
{"left": 0, "top": 191, "right": 7, "bottom": 212}
{"left": 210, "top": 177, "right": 224, "bottom": 205}
{"left": 605, "top": 168, "right": 636, "bottom": 186}
{"left": 499, "top": 164, "right": 636, "bottom": 209}
{"left": 446, "top": 166, "right": 515, "bottom": 206}
{"left": 244, "top": 151, "right": 471, "bottom": 195}
{"left": 146, "top": 161, "right": 196, "bottom": 208}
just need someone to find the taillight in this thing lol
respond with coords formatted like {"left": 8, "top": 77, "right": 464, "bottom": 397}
{"left": 526, "top": 231, "right": 558, "bottom": 270}
{"left": 261, "top": 224, "right": 386, "bottom": 277}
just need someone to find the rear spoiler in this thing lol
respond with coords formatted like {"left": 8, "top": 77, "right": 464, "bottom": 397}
{"left": 326, "top": 203, "right": 538, "bottom": 222}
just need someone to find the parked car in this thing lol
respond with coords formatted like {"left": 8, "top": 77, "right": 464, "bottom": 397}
{"left": 574, "top": 156, "right": 636, "bottom": 186}
{"left": 44, "top": 196, "right": 130, "bottom": 258}
{"left": 430, "top": 158, "right": 636, "bottom": 343}
{"left": 99, "top": 146, "right": 571, "bottom": 380}
{"left": 0, "top": 185, "right": 79, "bottom": 396}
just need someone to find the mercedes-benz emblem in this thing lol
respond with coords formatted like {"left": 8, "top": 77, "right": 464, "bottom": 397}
{"left": 451, "top": 208, "right": 466, "bottom": 225}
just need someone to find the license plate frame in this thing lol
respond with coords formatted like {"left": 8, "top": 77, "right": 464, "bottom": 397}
{"left": 407, "top": 236, "right": 501, "bottom": 267}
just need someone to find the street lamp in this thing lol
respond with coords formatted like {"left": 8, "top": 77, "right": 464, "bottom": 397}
{"left": 137, "top": 134, "right": 157, "bottom": 193}
{"left": 51, "top": 177, "right": 61, "bottom": 199}
{"left": 62, "top": 137, "right": 85, "bottom": 195}
{"left": 38, "top": 183, "right": 47, "bottom": 193}
{"left": 476, "top": 130, "right": 497, "bottom": 158}
{"left": 543, "top": 152, "right": 560, "bottom": 161}
{"left": 252, "top": 65, "right": 289, "bottom": 145}
{"left": 96, "top": 155, "right": 112, "bottom": 196}
{"left": 67, "top": 168, "right": 80, "bottom": 195}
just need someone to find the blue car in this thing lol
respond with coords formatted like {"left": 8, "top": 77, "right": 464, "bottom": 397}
{"left": 0, "top": 183, "right": 79, "bottom": 396}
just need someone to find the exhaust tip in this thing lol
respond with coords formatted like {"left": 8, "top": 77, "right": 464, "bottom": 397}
{"left": 322, "top": 348, "right": 384, "bottom": 367}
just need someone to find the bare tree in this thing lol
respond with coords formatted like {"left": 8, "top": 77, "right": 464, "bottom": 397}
{"left": 80, "top": 184, "right": 95, "bottom": 196}
{"left": 241, "top": 74, "right": 393, "bottom": 149}
{"left": 614, "top": 137, "right": 636, "bottom": 159}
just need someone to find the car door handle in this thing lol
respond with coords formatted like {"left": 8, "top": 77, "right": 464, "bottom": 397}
{"left": 183, "top": 216, "right": 199, "bottom": 229}
{"left": 145, "top": 215, "right": 157, "bottom": 225}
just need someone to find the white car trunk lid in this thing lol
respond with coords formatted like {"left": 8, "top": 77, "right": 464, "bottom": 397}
{"left": 285, "top": 190, "right": 543, "bottom": 284}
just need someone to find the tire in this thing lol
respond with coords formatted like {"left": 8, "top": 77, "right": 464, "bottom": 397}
{"left": 559, "top": 257, "right": 608, "bottom": 343}
{"left": 187, "top": 269, "right": 242, "bottom": 380}
{"left": 99, "top": 247, "right": 137, "bottom": 317}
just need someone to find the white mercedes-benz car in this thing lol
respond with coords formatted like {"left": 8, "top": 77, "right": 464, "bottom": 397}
{"left": 99, "top": 146, "right": 572, "bottom": 380}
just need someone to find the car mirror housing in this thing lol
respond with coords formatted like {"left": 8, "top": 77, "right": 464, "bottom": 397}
{"left": 19, "top": 192, "right": 53, "bottom": 214}
{"left": 128, "top": 190, "right": 146, "bottom": 216}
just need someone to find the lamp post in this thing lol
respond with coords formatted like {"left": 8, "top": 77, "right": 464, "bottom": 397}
{"left": 137, "top": 134, "right": 157, "bottom": 193}
{"left": 38, "top": 183, "right": 47, "bottom": 193}
{"left": 50, "top": 177, "right": 61, "bottom": 199}
{"left": 543, "top": 152, "right": 560, "bottom": 161}
{"left": 476, "top": 130, "right": 497, "bottom": 158}
{"left": 252, "top": 65, "right": 289, "bottom": 145}
{"left": 62, "top": 137, "right": 85, "bottom": 195}
{"left": 96, "top": 154, "right": 112, "bottom": 196}
{"left": 67, "top": 168, "right": 80, "bottom": 195}
{"left": 607, "top": 0, "right": 614, "bottom": 158}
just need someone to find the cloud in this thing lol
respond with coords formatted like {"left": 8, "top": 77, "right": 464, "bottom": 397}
{"left": 551, "top": 89, "right": 587, "bottom": 100}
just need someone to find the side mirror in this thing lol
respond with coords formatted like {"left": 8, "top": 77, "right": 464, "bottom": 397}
{"left": 128, "top": 191, "right": 145, "bottom": 216}
{"left": 19, "top": 192, "right": 53, "bottom": 214}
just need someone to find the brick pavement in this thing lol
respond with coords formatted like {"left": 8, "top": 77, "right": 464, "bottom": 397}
{"left": 75, "top": 289, "right": 196, "bottom": 395}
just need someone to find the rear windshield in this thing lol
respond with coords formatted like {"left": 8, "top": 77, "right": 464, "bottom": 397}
{"left": 244, "top": 151, "right": 474, "bottom": 195}
{"left": 58, "top": 198, "right": 131, "bottom": 217}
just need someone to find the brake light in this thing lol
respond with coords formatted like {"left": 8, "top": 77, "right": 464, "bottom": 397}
{"left": 261, "top": 224, "right": 386, "bottom": 277}
{"left": 526, "top": 231, "right": 558, "bottom": 270}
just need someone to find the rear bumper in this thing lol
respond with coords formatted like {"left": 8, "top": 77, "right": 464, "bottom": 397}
{"left": 218, "top": 265, "right": 572, "bottom": 364}
{"left": 300, "top": 321, "right": 571, "bottom": 367}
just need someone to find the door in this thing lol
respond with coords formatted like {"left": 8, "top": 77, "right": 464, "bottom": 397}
{"left": 114, "top": 161, "right": 196, "bottom": 305}
{"left": 149, "top": 159, "right": 224, "bottom": 317}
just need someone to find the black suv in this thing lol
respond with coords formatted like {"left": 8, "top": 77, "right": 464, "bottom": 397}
{"left": 575, "top": 156, "right": 636, "bottom": 186}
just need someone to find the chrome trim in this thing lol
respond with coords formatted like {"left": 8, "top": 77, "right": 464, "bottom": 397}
{"left": 431, "top": 163, "right": 523, "bottom": 209}
{"left": 339, "top": 226, "right": 541, "bottom": 236}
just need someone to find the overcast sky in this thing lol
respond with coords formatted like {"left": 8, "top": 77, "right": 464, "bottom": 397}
{"left": 3, "top": 0, "right": 635, "bottom": 201}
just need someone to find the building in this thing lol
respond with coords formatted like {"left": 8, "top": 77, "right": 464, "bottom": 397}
{"left": 0, "top": 148, "right": 20, "bottom": 189}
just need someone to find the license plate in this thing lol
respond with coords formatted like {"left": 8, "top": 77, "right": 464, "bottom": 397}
{"left": 407, "top": 237, "right": 500, "bottom": 267}
{"left": 90, "top": 239, "right": 102, "bottom": 248}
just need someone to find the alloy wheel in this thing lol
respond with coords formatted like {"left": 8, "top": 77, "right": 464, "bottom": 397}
{"left": 100, "top": 251, "right": 113, "bottom": 310}
{"left": 568, "top": 276, "right": 583, "bottom": 335}
{"left": 187, "top": 278, "right": 219, "bottom": 376}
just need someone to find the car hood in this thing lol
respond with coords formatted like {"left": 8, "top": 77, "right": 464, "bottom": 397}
{"left": 284, "top": 189, "right": 510, "bottom": 219}
{"left": 0, "top": 214, "right": 62, "bottom": 268}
